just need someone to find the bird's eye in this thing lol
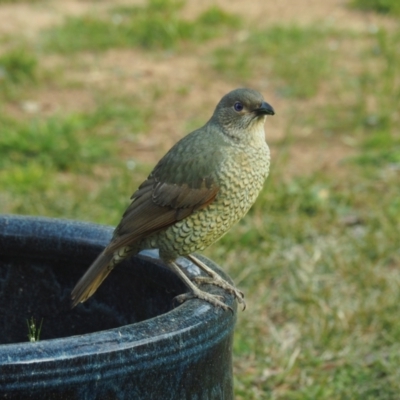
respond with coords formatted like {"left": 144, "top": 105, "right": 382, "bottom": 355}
{"left": 234, "top": 102, "right": 244, "bottom": 112}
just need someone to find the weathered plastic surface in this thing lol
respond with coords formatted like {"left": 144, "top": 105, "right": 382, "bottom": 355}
{"left": 0, "top": 215, "right": 236, "bottom": 400}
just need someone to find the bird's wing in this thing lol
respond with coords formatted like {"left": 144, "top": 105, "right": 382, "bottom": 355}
{"left": 71, "top": 155, "right": 219, "bottom": 306}
{"left": 71, "top": 170, "right": 218, "bottom": 306}
{"left": 106, "top": 139, "right": 223, "bottom": 254}
{"left": 106, "top": 176, "right": 218, "bottom": 253}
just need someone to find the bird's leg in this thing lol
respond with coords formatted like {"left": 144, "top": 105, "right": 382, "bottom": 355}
{"left": 187, "top": 254, "right": 246, "bottom": 310}
{"left": 167, "top": 261, "right": 233, "bottom": 312}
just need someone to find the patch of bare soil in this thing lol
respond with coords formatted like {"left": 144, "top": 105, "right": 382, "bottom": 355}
{"left": 0, "top": 0, "right": 138, "bottom": 36}
{"left": 183, "top": 0, "right": 397, "bottom": 30}
{"left": 0, "top": 0, "right": 393, "bottom": 173}
{"left": 4, "top": 88, "right": 95, "bottom": 120}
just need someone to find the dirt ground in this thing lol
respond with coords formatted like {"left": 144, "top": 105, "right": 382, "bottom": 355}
{"left": 0, "top": 0, "right": 394, "bottom": 173}
{"left": 0, "top": 0, "right": 395, "bottom": 35}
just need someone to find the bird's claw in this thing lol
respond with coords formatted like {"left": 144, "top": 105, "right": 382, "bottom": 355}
{"left": 174, "top": 289, "right": 233, "bottom": 313}
{"left": 193, "top": 276, "right": 246, "bottom": 310}
{"left": 186, "top": 254, "right": 245, "bottom": 310}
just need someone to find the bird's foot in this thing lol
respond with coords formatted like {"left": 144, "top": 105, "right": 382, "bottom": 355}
{"left": 187, "top": 254, "right": 246, "bottom": 310}
{"left": 192, "top": 276, "right": 246, "bottom": 310}
{"left": 167, "top": 260, "right": 233, "bottom": 312}
{"left": 174, "top": 288, "right": 233, "bottom": 313}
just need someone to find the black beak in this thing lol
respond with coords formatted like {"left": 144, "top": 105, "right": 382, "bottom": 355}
{"left": 254, "top": 101, "right": 275, "bottom": 116}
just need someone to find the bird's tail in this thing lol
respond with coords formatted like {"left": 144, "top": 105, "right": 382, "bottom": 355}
{"left": 71, "top": 250, "right": 115, "bottom": 308}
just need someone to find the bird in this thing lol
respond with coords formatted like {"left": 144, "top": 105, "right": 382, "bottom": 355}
{"left": 71, "top": 88, "right": 275, "bottom": 311}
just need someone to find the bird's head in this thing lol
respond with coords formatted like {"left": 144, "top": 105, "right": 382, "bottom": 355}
{"left": 210, "top": 88, "right": 275, "bottom": 142}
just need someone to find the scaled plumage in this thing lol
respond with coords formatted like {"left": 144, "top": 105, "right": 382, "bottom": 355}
{"left": 71, "top": 88, "right": 275, "bottom": 310}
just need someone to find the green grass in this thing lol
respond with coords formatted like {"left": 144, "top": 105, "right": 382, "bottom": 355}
{"left": 208, "top": 22, "right": 400, "bottom": 398}
{"left": 2, "top": 0, "right": 400, "bottom": 398}
{"left": 354, "top": 131, "right": 400, "bottom": 166}
{"left": 27, "top": 317, "right": 43, "bottom": 342}
{"left": 275, "top": 26, "right": 400, "bottom": 138}
{"left": 214, "top": 164, "right": 400, "bottom": 399}
{"left": 0, "top": 99, "right": 147, "bottom": 172}
{"left": 1, "top": 116, "right": 111, "bottom": 171}
{"left": 213, "top": 26, "right": 336, "bottom": 98}
{"left": 0, "top": 49, "right": 37, "bottom": 84}
{"left": 350, "top": 0, "right": 400, "bottom": 15}
{"left": 42, "top": 0, "right": 240, "bottom": 52}
{"left": 0, "top": 95, "right": 149, "bottom": 220}
{"left": 0, "top": 49, "right": 37, "bottom": 98}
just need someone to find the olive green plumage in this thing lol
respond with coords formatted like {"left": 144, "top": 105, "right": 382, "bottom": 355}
{"left": 71, "top": 88, "right": 275, "bottom": 310}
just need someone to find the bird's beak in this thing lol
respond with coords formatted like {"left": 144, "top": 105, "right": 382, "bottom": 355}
{"left": 254, "top": 101, "right": 275, "bottom": 116}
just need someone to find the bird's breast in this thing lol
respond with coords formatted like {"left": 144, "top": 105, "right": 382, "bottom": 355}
{"left": 215, "top": 142, "right": 270, "bottom": 210}
{"left": 143, "top": 141, "right": 270, "bottom": 258}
